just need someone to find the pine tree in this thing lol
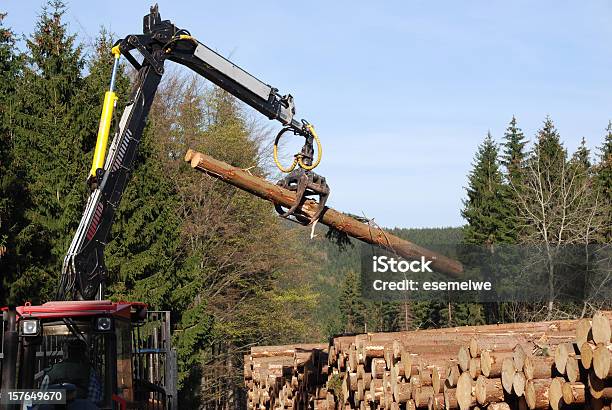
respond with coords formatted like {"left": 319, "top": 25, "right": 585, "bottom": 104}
{"left": 9, "top": 0, "right": 86, "bottom": 303}
{"left": 0, "top": 13, "right": 24, "bottom": 303}
{"left": 462, "top": 132, "right": 512, "bottom": 245}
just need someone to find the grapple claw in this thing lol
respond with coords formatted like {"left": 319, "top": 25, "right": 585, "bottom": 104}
{"left": 275, "top": 169, "right": 330, "bottom": 225}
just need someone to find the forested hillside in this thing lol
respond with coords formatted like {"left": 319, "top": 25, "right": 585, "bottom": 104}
{"left": 0, "top": 2, "right": 610, "bottom": 408}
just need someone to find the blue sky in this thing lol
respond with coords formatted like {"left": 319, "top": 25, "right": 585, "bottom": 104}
{"left": 4, "top": 1, "right": 612, "bottom": 228}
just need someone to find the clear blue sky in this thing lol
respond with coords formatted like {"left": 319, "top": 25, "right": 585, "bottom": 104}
{"left": 4, "top": 1, "right": 612, "bottom": 228}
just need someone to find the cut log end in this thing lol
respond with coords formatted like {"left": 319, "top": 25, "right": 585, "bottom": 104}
{"left": 548, "top": 377, "right": 565, "bottom": 410}
{"left": 592, "top": 311, "right": 612, "bottom": 345}
{"left": 501, "top": 358, "right": 515, "bottom": 394}
{"left": 456, "top": 372, "right": 474, "bottom": 410}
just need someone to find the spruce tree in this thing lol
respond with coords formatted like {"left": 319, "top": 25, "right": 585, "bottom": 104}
{"left": 10, "top": 0, "right": 86, "bottom": 303}
{"left": 462, "top": 132, "right": 511, "bottom": 324}
{"left": 0, "top": 13, "right": 24, "bottom": 303}
{"left": 531, "top": 117, "right": 567, "bottom": 181}
{"left": 500, "top": 117, "right": 527, "bottom": 242}
{"left": 339, "top": 270, "right": 365, "bottom": 332}
{"left": 501, "top": 116, "right": 528, "bottom": 186}
{"left": 462, "top": 132, "right": 512, "bottom": 245}
{"left": 572, "top": 138, "right": 591, "bottom": 171}
{"left": 595, "top": 122, "right": 612, "bottom": 242}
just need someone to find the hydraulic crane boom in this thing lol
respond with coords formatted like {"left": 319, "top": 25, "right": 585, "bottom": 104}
{"left": 59, "top": 5, "right": 329, "bottom": 300}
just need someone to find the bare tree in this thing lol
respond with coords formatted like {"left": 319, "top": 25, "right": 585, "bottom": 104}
{"left": 511, "top": 139, "right": 608, "bottom": 319}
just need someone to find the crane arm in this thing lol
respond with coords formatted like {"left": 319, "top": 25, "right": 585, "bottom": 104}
{"left": 58, "top": 5, "right": 326, "bottom": 300}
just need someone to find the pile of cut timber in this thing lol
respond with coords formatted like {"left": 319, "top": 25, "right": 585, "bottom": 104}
{"left": 244, "top": 343, "right": 330, "bottom": 409}
{"left": 245, "top": 312, "right": 612, "bottom": 409}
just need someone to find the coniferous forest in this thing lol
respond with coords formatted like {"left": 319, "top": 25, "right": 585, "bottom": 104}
{"left": 0, "top": 2, "right": 611, "bottom": 407}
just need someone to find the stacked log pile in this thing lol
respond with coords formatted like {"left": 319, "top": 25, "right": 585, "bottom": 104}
{"left": 245, "top": 312, "right": 612, "bottom": 409}
{"left": 244, "top": 343, "right": 331, "bottom": 409}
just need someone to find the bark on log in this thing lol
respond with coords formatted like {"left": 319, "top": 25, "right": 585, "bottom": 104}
{"left": 487, "top": 403, "right": 511, "bottom": 410}
{"left": 186, "top": 149, "right": 463, "bottom": 276}
{"left": 251, "top": 343, "right": 326, "bottom": 358}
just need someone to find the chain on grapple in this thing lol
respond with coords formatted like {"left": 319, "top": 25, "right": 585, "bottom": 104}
{"left": 273, "top": 121, "right": 330, "bottom": 225}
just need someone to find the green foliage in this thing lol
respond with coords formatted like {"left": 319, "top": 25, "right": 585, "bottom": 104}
{"left": 9, "top": 0, "right": 87, "bottom": 304}
{"left": 594, "top": 122, "right": 612, "bottom": 242}
{"left": 122, "top": 78, "right": 322, "bottom": 405}
{"left": 531, "top": 117, "right": 567, "bottom": 188}
{"left": 462, "top": 132, "right": 513, "bottom": 245}
{"left": 500, "top": 117, "right": 528, "bottom": 242}
{"left": 501, "top": 117, "right": 528, "bottom": 183}
{"left": 339, "top": 269, "right": 365, "bottom": 332}
{"left": 0, "top": 12, "right": 24, "bottom": 303}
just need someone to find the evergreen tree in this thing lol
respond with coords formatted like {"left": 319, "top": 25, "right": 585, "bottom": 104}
{"left": 462, "top": 132, "right": 512, "bottom": 245}
{"left": 500, "top": 116, "right": 527, "bottom": 242}
{"left": 339, "top": 270, "right": 365, "bottom": 332}
{"left": 501, "top": 116, "right": 528, "bottom": 186}
{"left": 10, "top": 0, "right": 86, "bottom": 303}
{"left": 594, "top": 122, "right": 612, "bottom": 242}
{"left": 572, "top": 138, "right": 591, "bottom": 171}
{"left": 531, "top": 117, "right": 567, "bottom": 181}
{"left": 439, "top": 303, "right": 486, "bottom": 327}
{"left": 462, "top": 132, "right": 511, "bottom": 324}
{"left": 0, "top": 13, "right": 24, "bottom": 303}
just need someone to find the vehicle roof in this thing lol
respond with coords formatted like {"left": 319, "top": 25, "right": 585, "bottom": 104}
{"left": 13, "top": 300, "right": 146, "bottom": 320}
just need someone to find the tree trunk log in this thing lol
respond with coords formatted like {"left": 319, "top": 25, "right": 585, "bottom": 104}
{"left": 186, "top": 149, "right": 463, "bottom": 276}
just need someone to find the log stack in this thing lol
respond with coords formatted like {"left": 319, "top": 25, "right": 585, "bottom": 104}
{"left": 245, "top": 312, "right": 612, "bottom": 409}
{"left": 244, "top": 343, "right": 330, "bottom": 409}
